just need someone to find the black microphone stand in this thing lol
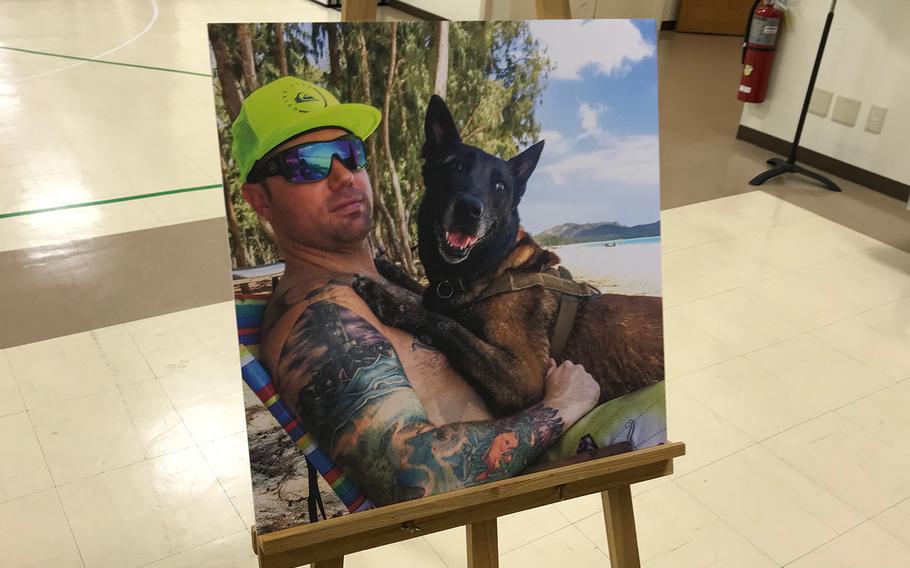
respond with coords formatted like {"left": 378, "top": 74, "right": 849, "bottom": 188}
{"left": 749, "top": 0, "right": 841, "bottom": 192}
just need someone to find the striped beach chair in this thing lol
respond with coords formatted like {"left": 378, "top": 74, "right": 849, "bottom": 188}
{"left": 234, "top": 284, "right": 374, "bottom": 523}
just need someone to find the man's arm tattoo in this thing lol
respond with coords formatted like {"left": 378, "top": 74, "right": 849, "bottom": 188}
{"left": 303, "top": 279, "right": 349, "bottom": 300}
{"left": 262, "top": 278, "right": 347, "bottom": 336}
{"left": 276, "top": 301, "right": 565, "bottom": 506}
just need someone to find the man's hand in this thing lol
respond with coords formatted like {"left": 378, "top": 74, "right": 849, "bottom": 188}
{"left": 542, "top": 359, "right": 600, "bottom": 427}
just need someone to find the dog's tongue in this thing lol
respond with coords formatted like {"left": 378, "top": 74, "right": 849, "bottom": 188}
{"left": 446, "top": 230, "right": 478, "bottom": 250}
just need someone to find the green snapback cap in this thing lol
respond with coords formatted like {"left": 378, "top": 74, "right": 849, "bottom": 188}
{"left": 231, "top": 77, "right": 382, "bottom": 182}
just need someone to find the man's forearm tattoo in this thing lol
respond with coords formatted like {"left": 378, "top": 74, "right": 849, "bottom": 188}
{"left": 276, "top": 300, "right": 566, "bottom": 506}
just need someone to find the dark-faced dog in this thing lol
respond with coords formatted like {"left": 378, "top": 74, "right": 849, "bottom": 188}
{"left": 355, "top": 95, "right": 663, "bottom": 417}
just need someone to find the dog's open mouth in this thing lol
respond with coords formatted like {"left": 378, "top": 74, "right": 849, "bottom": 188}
{"left": 439, "top": 228, "right": 482, "bottom": 264}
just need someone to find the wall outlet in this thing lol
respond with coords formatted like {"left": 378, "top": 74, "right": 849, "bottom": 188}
{"left": 865, "top": 105, "right": 887, "bottom": 134}
{"left": 809, "top": 88, "right": 834, "bottom": 117}
{"left": 831, "top": 96, "right": 862, "bottom": 127}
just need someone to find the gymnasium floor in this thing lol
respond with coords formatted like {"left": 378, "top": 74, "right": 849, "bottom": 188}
{"left": 1, "top": 1, "right": 909, "bottom": 567}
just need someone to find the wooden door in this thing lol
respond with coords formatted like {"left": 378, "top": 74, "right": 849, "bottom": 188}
{"left": 676, "top": 0, "right": 756, "bottom": 35}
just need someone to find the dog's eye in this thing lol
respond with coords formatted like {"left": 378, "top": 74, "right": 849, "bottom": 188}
{"left": 449, "top": 160, "right": 462, "bottom": 172}
{"left": 495, "top": 181, "right": 505, "bottom": 192}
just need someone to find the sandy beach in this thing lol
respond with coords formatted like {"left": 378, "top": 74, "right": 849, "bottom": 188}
{"left": 549, "top": 237, "right": 662, "bottom": 297}
{"left": 244, "top": 386, "right": 348, "bottom": 532}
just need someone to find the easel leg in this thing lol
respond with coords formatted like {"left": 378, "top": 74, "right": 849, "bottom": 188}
{"left": 341, "top": 0, "right": 377, "bottom": 21}
{"left": 601, "top": 486, "right": 641, "bottom": 568}
{"left": 466, "top": 518, "right": 499, "bottom": 568}
{"left": 311, "top": 558, "right": 344, "bottom": 568}
{"left": 535, "top": 0, "right": 571, "bottom": 19}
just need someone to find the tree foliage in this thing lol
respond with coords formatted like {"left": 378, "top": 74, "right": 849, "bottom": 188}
{"left": 209, "top": 21, "right": 550, "bottom": 272}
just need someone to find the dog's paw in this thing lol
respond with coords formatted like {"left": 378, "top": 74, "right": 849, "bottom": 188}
{"left": 351, "top": 274, "right": 384, "bottom": 308}
{"left": 352, "top": 274, "right": 423, "bottom": 330}
{"left": 373, "top": 257, "right": 398, "bottom": 278}
{"left": 373, "top": 258, "right": 425, "bottom": 295}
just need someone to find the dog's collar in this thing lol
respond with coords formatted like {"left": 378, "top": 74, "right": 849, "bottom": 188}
{"left": 435, "top": 278, "right": 469, "bottom": 299}
{"left": 435, "top": 281, "right": 455, "bottom": 299}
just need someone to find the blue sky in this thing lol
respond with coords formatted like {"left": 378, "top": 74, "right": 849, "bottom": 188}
{"left": 519, "top": 20, "right": 660, "bottom": 234}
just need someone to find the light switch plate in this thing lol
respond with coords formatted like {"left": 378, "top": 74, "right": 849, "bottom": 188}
{"left": 865, "top": 104, "right": 887, "bottom": 134}
{"left": 831, "top": 96, "right": 862, "bottom": 127}
{"left": 809, "top": 88, "right": 834, "bottom": 117}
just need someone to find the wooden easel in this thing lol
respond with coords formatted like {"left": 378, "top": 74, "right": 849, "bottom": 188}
{"left": 253, "top": 442, "right": 685, "bottom": 568}
{"left": 253, "top": 2, "right": 685, "bottom": 566}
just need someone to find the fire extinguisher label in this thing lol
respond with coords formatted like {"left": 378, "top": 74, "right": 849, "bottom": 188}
{"left": 739, "top": 85, "right": 753, "bottom": 94}
{"left": 749, "top": 16, "right": 780, "bottom": 47}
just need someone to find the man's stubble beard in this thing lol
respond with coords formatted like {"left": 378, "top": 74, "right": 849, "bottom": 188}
{"left": 326, "top": 202, "right": 373, "bottom": 246}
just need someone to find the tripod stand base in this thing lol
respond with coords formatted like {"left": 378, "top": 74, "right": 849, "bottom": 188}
{"left": 749, "top": 157, "right": 842, "bottom": 192}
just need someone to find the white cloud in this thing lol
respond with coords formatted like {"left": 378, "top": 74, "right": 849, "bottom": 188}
{"left": 540, "top": 135, "right": 659, "bottom": 186}
{"left": 530, "top": 20, "right": 655, "bottom": 80}
{"left": 579, "top": 104, "right": 599, "bottom": 134}
{"left": 540, "top": 98, "right": 656, "bottom": 186}
{"left": 540, "top": 129, "right": 570, "bottom": 155}
{"left": 578, "top": 103, "right": 608, "bottom": 138}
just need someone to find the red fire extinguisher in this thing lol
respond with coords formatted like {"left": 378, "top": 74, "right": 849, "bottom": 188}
{"left": 738, "top": 0, "right": 783, "bottom": 103}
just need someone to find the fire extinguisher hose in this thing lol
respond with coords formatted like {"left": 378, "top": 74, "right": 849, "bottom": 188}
{"left": 743, "top": 0, "right": 765, "bottom": 64}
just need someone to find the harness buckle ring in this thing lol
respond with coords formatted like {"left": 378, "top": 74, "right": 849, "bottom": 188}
{"left": 436, "top": 281, "right": 455, "bottom": 299}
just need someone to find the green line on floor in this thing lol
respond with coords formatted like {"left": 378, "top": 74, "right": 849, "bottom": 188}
{"left": 0, "top": 46, "right": 212, "bottom": 77}
{"left": 0, "top": 184, "right": 222, "bottom": 219}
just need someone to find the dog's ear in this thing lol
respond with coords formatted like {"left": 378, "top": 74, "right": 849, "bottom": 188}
{"left": 508, "top": 140, "right": 545, "bottom": 191}
{"left": 423, "top": 95, "right": 461, "bottom": 161}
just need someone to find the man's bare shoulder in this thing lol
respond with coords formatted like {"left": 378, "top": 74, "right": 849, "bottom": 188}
{"left": 259, "top": 275, "right": 382, "bottom": 375}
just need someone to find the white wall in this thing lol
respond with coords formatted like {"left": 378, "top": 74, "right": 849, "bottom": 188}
{"left": 739, "top": 0, "right": 910, "bottom": 185}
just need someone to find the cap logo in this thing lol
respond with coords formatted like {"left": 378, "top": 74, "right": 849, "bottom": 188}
{"left": 283, "top": 85, "right": 328, "bottom": 114}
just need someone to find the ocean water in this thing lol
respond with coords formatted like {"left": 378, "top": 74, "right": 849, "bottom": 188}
{"left": 579, "top": 236, "right": 661, "bottom": 247}
{"left": 548, "top": 237, "right": 662, "bottom": 297}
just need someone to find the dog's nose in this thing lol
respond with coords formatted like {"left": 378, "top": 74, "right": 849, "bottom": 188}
{"left": 457, "top": 194, "right": 484, "bottom": 220}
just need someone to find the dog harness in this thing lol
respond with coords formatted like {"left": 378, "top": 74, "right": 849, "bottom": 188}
{"left": 469, "top": 266, "right": 601, "bottom": 359}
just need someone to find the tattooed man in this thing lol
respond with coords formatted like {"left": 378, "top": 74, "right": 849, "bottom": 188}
{"left": 234, "top": 78, "right": 599, "bottom": 506}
